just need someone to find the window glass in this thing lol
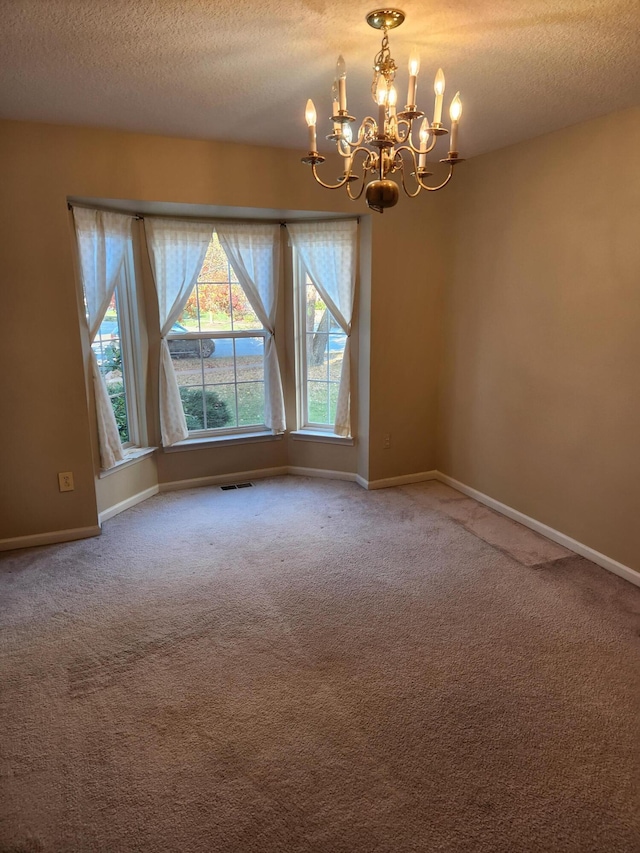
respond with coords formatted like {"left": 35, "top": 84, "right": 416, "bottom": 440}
{"left": 169, "top": 233, "right": 266, "bottom": 434}
{"left": 299, "top": 276, "right": 346, "bottom": 429}
{"left": 92, "top": 291, "right": 132, "bottom": 445}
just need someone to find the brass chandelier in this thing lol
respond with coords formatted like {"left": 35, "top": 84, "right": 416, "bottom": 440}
{"left": 301, "top": 8, "right": 464, "bottom": 213}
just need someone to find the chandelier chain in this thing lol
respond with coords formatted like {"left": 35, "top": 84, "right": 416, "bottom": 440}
{"left": 371, "top": 30, "right": 398, "bottom": 101}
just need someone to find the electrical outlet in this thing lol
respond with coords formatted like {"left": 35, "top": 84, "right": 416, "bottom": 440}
{"left": 383, "top": 433, "right": 391, "bottom": 449}
{"left": 58, "top": 472, "right": 74, "bottom": 492}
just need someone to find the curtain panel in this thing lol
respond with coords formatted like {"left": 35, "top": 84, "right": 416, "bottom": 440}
{"left": 72, "top": 207, "right": 133, "bottom": 470}
{"left": 286, "top": 220, "right": 357, "bottom": 437}
{"left": 215, "top": 222, "right": 285, "bottom": 433}
{"left": 144, "top": 218, "right": 213, "bottom": 446}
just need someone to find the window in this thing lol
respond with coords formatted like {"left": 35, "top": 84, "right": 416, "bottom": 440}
{"left": 168, "top": 233, "right": 267, "bottom": 435}
{"left": 90, "top": 248, "right": 145, "bottom": 448}
{"left": 295, "top": 260, "right": 347, "bottom": 430}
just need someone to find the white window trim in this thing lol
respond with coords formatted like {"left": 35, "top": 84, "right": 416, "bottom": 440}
{"left": 289, "top": 430, "right": 354, "bottom": 445}
{"left": 293, "top": 252, "right": 345, "bottom": 434}
{"left": 164, "top": 431, "right": 283, "bottom": 452}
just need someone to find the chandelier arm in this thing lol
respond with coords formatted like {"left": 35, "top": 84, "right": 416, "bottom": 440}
{"left": 402, "top": 130, "right": 439, "bottom": 156}
{"left": 392, "top": 119, "right": 411, "bottom": 144}
{"left": 311, "top": 163, "right": 351, "bottom": 190}
{"left": 394, "top": 149, "right": 424, "bottom": 198}
{"left": 393, "top": 147, "right": 455, "bottom": 194}
{"left": 346, "top": 172, "right": 367, "bottom": 201}
{"left": 349, "top": 144, "right": 374, "bottom": 164}
{"left": 341, "top": 144, "right": 373, "bottom": 193}
{"left": 415, "top": 163, "right": 455, "bottom": 192}
{"left": 357, "top": 117, "right": 378, "bottom": 146}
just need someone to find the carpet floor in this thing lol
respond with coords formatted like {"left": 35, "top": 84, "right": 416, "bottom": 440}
{"left": 1, "top": 477, "right": 639, "bottom": 853}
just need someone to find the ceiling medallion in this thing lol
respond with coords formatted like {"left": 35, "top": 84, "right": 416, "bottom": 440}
{"left": 301, "top": 9, "right": 464, "bottom": 213}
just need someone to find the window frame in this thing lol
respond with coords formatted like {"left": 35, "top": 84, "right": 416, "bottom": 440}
{"left": 91, "top": 241, "right": 147, "bottom": 452}
{"left": 166, "top": 236, "right": 270, "bottom": 438}
{"left": 293, "top": 251, "right": 345, "bottom": 433}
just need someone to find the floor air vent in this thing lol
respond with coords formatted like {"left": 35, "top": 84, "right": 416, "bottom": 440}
{"left": 220, "top": 482, "right": 254, "bottom": 491}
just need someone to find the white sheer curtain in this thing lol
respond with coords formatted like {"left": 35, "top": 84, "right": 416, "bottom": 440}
{"left": 215, "top": 222, "right": 285, "bottom": 433}
{"left": 144, "top": 217, "right": 213, "bottom": 446}
{"left": 287, "top": 220, "right": 357, "bottom": 437}
{"left": 73, "top": 207, "right": 132, "bottom": 470}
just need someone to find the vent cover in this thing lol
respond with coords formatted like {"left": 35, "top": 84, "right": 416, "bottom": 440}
{"left": 220, "top": 482, "right": 254, "bottom": 491}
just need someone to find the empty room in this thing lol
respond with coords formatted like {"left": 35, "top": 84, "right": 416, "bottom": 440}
{"left": 1, "top": 1, "right": 639, "bottom": 851}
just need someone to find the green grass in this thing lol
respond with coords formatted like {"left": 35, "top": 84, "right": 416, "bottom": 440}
{"left": 307, "top": 381, "right": 339, "bottom": 426}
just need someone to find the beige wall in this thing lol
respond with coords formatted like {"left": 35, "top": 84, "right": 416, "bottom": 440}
{"left": 96, "top": 455, "right": 158, "bottom": 516}
{"left": 1, "top": 112, "right": 637, "bottom": 572}
{"left": 368, "top": 191, "right": 453, "bottom": 481}
{"left": 0, "top": 121, "right": 444, "bottom": 542}
{"left": 438, "top": 107, "right": 640, "bottom": 571}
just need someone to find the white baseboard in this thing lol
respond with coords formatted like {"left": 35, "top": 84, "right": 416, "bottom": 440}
{"left": 158, "top": 466, "right": 441, "bottom": 493}
{"left": 436, "top": 472, "right": 640, "bottom": 589}
{"left": 364, "top": 470, "right": 438, "bottom": 490}
{"left": 98, "top": 485, "right": 160, "bottom": 524}
{"left": 158, "top": 467, "right": 437, "bottom": 494}
{"left": 0, "top": 525, "right": 101, "bottom": 552}
{"left": 4, "top": 469, "right": 637, "bottom": 592}
{"left": 160, "top": 466, "right": 357, "bottom": 493}
{"left": 159, "top": 466, "right": 289, "bottom": 493}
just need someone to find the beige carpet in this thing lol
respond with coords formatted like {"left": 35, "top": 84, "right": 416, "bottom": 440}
{"left": 1, "top": 477, "right": 639, "bottom": 853}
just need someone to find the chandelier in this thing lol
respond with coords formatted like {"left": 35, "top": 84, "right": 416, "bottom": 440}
{"left": 301, "top": 8, "right": 464, "bottom": 213}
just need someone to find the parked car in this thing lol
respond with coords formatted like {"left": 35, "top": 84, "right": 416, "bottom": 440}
{"left": 166, "top": 323, "right": 216, "bottom": 358}
{"left": 96, "top": 321, "right": 216, "bottom": 358}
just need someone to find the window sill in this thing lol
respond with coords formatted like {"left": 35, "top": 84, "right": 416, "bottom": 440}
{"left": 164, "top": 431, "right": 284, "bottom": 452}
{"left": 289, "top": 430, "right": 354, "bottom": 446}
{"left": 99, "top": 446, "right": 157, "bottom": 478}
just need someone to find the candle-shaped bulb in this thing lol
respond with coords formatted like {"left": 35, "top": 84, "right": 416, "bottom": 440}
{"left": 407, "top": 49, "right": 420, "bottom": 106}
{"left": 433, "top": 68, "right": 445, "bottom": 124}
{"left": 449, "top": 91, "right": 462, "bottom": 122}
{"left": 419, "top": 117, "right": 429, "bottom": 148}
{"left": 339, "top": 122, "right": 352, "bottom": 152}
{"left": 375, "top": 76, "right": 387, "bottom": 136}
{"left": 418, "top": 117, "right": 429, "bottom": 168}
{"left": 336, "top": 55, "right": 347, "bottom": 111}
{"left": 449, "top": 92, "right": 461, "bottom": 153}
{"left": 305, "top": 99, "right": 317, "bottom": 127}
{"left": 305, "top": 99, "right": 317, "bottom": 152}
{"left": 331, "top": 80, "right": 340, "bottom": 129}
{"left": 388, "top": 83, "right": 398, "bottom": 122}
{"left": 342, "top": 122, "right": 353, "bottom": 173}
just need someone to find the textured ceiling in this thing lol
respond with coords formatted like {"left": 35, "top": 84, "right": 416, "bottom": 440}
{"left": 1, "top": 0, "right": 639, "bottom": 157}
